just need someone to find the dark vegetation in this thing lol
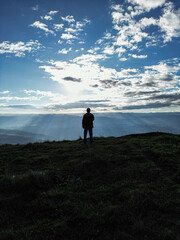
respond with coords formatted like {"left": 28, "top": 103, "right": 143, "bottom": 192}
{"left": 0, "top": 132, "right": 180, "bottom": 240}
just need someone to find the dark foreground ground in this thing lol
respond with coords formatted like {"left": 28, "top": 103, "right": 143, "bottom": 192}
{"left": 0, "top": 132, "right": 180, "bottom": 240}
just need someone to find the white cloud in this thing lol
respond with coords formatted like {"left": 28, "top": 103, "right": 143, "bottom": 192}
{"left": 139, "top": 17, "right": 157, "bottom": 28}
{"left": 117, "top": 2, "right": 180, "bottom": 44}
{"left": 24, "top": 89, "right": 65, "bottom": 103}
{"left": 41, "top": 10, "right": 59, "bottom": 21}
{"left": 61, "top": 33, "right": 77, "bottom": 40}
{"left": 61, "top": 15, "right": 75, "bottom": 23}
{"left": 115, "top": 47, "right": 126, "bottom": 57}
{"left": 0, "top": 40, "right": 41, "bottom": 57}
{"left": 0, "top": 96, "right": 38, "bottom": 101}
{"left": 38, "top": 55, "right": 180, "bottom": 112}
{"left": 39, "top": 54, "right": 138, "bottom": 102}
{"left": 158, "top": 2, "right": 180, "bottom": 42}
{"left": 54, "top": 24, "right": 64, "bottom": 31}
{"left": 113, "top": 33, "right": 132, "bottom": 48}
{"left": 108, "top": 0, "right": 177, "bottom": 61}
{"left": 132, "top": 61, "right": 180, "bottom": 94}
{"left": 64, "top": 28, "right": 80, "bottom": 34}
{"left": 24, "top": 89, "right": 54, "bottom": 97}
{"left": 66, "top": 40, "right": 74, "bottom": 45}
{"left": 72, "top": 53, "right": 106, "bottom": 65}
{"left": 109, "top": 2, "right": 173, "bottom": 56}
{"left": 120, "top": 58, "right": 128, "bottom": 61}
{"left": 61, "top": 18, "right": 91, "bottom": 40}
{"left": 0, "top": 90, "right": 60, "bottom": 106}
{"left": 32, "top": 5, "right": 39, "bottom": 11}
{"left": 75, "top": 48, "right": 84, "bottom": 52}
{"left": 87, "top": 47, "right": 100, "bottom": 54}
{"left": 96, "top": 39, "right": 103, "bottom": 45}
{"left": 128, "top": 6, "right": 133, "bottom": 11}
{"left": 112, "top": 12, "right": 130, "bottom": 24}
{"left": 76, "top": 19, "right": 91, "bottom": 28}
{"left": 104, "top": 32, "right": 113, "bottom": 40}
{"left": 75, "top": 22, "right": 84, "bottom": 29}
{"left": 111, "top": 4, "right": 124, "bottom": 12}
{"left": 2, "top": 2, "right": 180, "bottom": 113}
{"left": 83, "top": 18, "right": 91, "bottom": 24}
{"left": 58, "top": 40, "right": 63, "bottom": 44}
{"left": 103, "top": 46, "right": 114, "bottom": 55}
{"left": 35, "top": 59, "right": 44, "bottom": 63}
{"left": 121, "top": 68, "right": 138, "bottom": 75}
{"left": 49, "top": 11, "right": 59, "bottom": 15}
{"left": 127, "top": 0, "right": 166, "bottom": 11}
{"left": 0, "top": 91, "right": 10, "bottom": 94}
{"left": 145, "top": 62, "right": 180, "bottom": 74}
{"left": 41, "top": 15, "right": 53, "bottom": 21}
{"left": 131, "top": 54, "right": 148, "bottom": 58}
{"left": 30, "top": 21, "right": 55, "bottom": 35}
{"left": 113, "top": 20, "right": 149, "bottom": 49}
{"left": 58, "top": 48, "right": 72, "bottom": 54}
{"left": 129, "top": 5, "right": 145, "bottom": 17}
{"left": 111, "top": 7, "right": 150, "bottom": 51}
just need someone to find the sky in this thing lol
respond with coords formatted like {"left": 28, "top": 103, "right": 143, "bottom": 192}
{"left": 0, "top": 0, "right": 180, "bottom": 114}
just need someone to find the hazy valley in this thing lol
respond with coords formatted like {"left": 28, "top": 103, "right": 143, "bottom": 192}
{"left": 0, "top": 112, "right": 180, "bottom": 144}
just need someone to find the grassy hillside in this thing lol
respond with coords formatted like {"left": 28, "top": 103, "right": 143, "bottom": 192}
{"left": 0, "top": 132, "right": 180, "bottom": 240}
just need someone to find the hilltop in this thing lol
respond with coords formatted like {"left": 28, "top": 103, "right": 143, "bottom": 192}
{"left": 0, "top": 132, "right": 180, "bottom": 240}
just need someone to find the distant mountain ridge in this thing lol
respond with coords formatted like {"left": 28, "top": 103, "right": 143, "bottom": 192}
{"left": 0, "top": 129, "right": 47, "bottom": 145}
{"left": 0, "top": 112, "right": 180, "bottom": 144}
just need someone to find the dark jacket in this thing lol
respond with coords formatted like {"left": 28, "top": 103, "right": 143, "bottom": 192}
{"left": 82, "top": 113, "right": 94, "bottom": 129}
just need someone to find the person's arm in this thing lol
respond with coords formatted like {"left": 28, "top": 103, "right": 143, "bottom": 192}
{"left": 82, "top": 115, "right": 85, "bottom": 128}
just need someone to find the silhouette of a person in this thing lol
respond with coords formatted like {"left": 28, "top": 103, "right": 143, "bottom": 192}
{"left": 82, "top": 108, "right": 94, "bottom": 144}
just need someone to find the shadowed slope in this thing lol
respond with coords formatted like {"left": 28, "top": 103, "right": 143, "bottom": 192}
{"left": 0, "top": 132, "right": 180, "bottom": 240}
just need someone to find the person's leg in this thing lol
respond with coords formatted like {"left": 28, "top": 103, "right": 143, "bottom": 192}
{"left": 89, "top": 128, "right": 93, "bottom": 144}
{"left": 84, "top": 129, "right": 87, "bottom": 144}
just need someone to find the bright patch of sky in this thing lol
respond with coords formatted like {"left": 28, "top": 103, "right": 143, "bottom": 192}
{"left": 0, "top": 0, "right": 180, "bottom": 114}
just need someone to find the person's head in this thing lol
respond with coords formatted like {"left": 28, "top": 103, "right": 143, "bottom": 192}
{"left": 87, "top": 108, "right": 91, "bottom": 113}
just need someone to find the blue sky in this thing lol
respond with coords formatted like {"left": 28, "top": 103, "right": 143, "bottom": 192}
{"left": 0, "top": 0, "right": 180, "bottom": 114}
